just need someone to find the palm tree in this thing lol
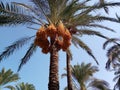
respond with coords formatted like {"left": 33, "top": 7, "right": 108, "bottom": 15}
{"left": 63, "top": 63, "right": 110, "bottom": 90}
{"left": 71, "top": 63, "right": 98, "bottom": 90}
{"left": 1, "top": 0, "right": 120, "bottom": 90}
{"left": 103, "top": 38, "right": 120, "bottom": 70}
{"left": 6, "top": 82, "right": 36, "bottom": 90}
{"left": 103, "top": 38, "right": 120, "bottom": 90}
{"left": 0, "top": 68, "right": 19, "bottom": 89}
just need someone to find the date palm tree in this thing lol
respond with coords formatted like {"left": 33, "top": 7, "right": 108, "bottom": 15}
{"left": 1, "top": 0, "right": 120, "bottom": 90}
{"left": 0, "top": 68, "right": 19, "bottom": 90}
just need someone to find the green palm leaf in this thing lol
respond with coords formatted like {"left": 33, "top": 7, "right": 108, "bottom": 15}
{"left": 6, "top": 82, "right": 35, "bottom": 90}
{"left": 0, "top": 36, "right": 35, "bottom": 62}
{"left": 72, "top": 63, "right": 98, "bottom": 86}
{"left": 0, "top": 68, "right": 19, "bottom": 87}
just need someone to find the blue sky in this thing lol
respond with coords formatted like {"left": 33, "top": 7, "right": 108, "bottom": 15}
{"left": 0, "top": 0, "right": 120, "bottom": 90}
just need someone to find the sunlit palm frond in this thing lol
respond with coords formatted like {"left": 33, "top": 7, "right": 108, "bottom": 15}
{"left": 0, "top": 68, "right": 20, "bottom": 87}
{"left": 60, "top": 0, "right": 80, "bottom": 21}
{"left": 72, "top": 36, "right": 99, "bottom": 64}
{"left": 18, "top": 43, "right": 37, "bottom": 71}
{"left": 6, "top": 82, "right": 35, "bottom": 90}
{"left": 72, "top": 63, "right": 98, "bottom": 84}
{"left": 0, "top": 36, "right": 35, "bottom": 62}
{"left": 0, "top": 2, "right": 34, "bottom": 26}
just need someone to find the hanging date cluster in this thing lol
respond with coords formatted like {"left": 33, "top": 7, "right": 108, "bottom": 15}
{"left": 34, "top": 21, "right": 71, "bottom": 54}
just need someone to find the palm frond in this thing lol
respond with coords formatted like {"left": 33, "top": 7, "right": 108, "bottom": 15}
{"left": 76, "top": 29, "right": 108, "bottom": 39}
{"left": 0, "top": 36, "right": 35, "bottom": 62}
{"left": 98, "top": 2, "right": 120, "bottom": 8}
{"left": 84, "top": 24, "right": 115, "bottom": 32}
{"left": 103, "top": 38, "right": 120, "bottom": 49}
{"left": 88, "top": 79, "right": 110, "bottom": 90}
{"left": 105, "top": 45, "right": 120, "bottom": 70}
{"left": 94, "top": 16, "right": 120, "bottom": 23}
{"left": 113, "top": 74, "right": 120, "bottom": 82}
{"left": 72, "top": 36, "right": 99, "bottom": 65}
{"left": 0, "top": 68, "right": 19, "bottom": 86}
{"left": 11, "top": 2, "right": 45, "bottom": 25}
{"left": 0, "top": 2, "right": 34, "bottom": 26}
{"left": 82, "top": 2, "right": 120, "bottom": 15}
{"left": 15, "top": 82, "right": 36, "bottom": 90}
{"left": 60, "top": 0, "right": 80, "bottom": 20}
{"left": 114, "top": 78, "right": 120, "bottom": 90}
{"left": 18, "top": 43, "right": 37, "bottom": 71}
{"left": 72, "top": 63, "right": 98, "bottom": 84}
{"left": 5, "top": 85, "right": 15, "bottom": 90}
{"left": 31, "top": 0, "right": 49, "bottom": 13}
{"left": 30, "top": 0, "right": 49, "bottom": 22}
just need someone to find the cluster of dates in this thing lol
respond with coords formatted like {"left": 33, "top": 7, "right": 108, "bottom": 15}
{"left": 34, "top": 21, "right": 71, "bottom": 54}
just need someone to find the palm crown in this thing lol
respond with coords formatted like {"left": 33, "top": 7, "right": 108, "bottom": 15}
{"left": 0, "top": 0, "right": 120, "bottom": 70}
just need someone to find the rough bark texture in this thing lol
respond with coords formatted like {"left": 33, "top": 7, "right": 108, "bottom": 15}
{"left": 66, "top": 53, "right": 73, "bottom": 90}
{"left": 48, "top": 38, "right": 59, "bottom": 90}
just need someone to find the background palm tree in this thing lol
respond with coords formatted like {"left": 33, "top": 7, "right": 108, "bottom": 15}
{"left": 103, "top": 38, "right": 120, "bottom": 90}
{"left": 71, "top": 62, "right": 99, "bottom": 90}
{"left": 1, "top": 0, "right": 120, "bottom": 90}
{"left": 63, "top": 62, "right": 110, "bottom": 90}
{"left": 103, "top": 38, "right": 120, "bottom": 70}
{"left": 0, "top": 68, "right": 19, "bottom": 90}
{"left": 6, "top": 82, "right": 36, "bottom": 90}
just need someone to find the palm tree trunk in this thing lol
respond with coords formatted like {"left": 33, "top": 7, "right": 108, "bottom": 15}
{"left": 66, "top": 53, "right": 73, "bottom": 90}
{"left": 48, "top": 38, "right": 59, "bottom": 90}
